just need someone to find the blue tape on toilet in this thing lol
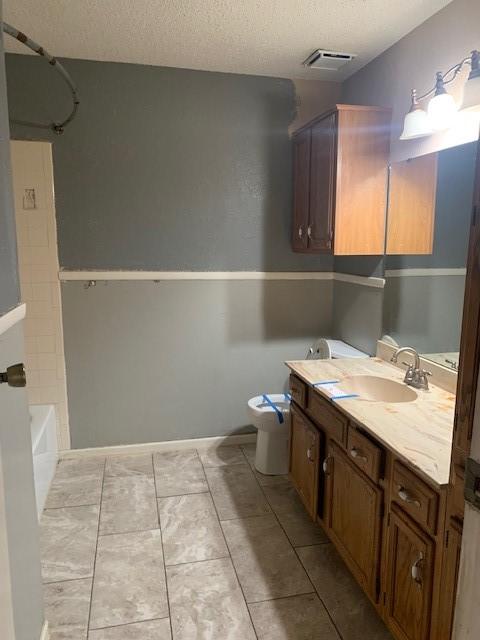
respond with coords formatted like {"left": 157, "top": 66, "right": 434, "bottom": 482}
{"left": 284, "top": 392, "right": 291, "bottom": 401}
{"left": 262, "top": 394, "right": 284, "bottom": 424}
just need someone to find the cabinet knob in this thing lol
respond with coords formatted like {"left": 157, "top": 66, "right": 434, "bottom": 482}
{"left": 307, "top": 226, "right": 312, "bottom": 239}
{"left": 397, "top": 486, "right": 421, "bottom": 508}
{"left": 322, "top": 456, "right": 332, "bottom": 474}
{"left": 350, "top": 447, "right": 367, "bottom": 462}
{"left": 307, "top": 447, "right": 315, "bottom": 463}
{"left": 298, "top": 226, "right": 303, "bottom": 239}
{"left": 411, "top": 552, "right": 424, "bottom": 586}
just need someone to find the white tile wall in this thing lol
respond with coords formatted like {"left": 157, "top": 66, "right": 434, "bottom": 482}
{"left": 10, "top": 141, "right": 71, "bottom": 450}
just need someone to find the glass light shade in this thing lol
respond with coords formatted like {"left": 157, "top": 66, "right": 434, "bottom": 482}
{"left": 461, "top": 74, "right": 480, "bottom": 111}
{"left": 399, "top": 107, "right": 433, "bottom": 140}
{"left": 427, "top": 92, "right": 458, "bottom": 130}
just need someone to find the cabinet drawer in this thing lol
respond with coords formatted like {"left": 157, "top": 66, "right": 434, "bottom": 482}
{"left": 289, "top": 375, "right": 306, "bottom": 408}
{"left": 346, "top": 426, "right": 383, "bottom": 483}
{"left": 307, "top": 391, "right": 347, "bottom": 446}
{"left": 392, "top": 462, "right": 439, "bottom": 534}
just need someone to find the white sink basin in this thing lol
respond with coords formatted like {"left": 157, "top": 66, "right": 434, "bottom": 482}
{"left": 340, "top": 375, "right": 418, "bottom": 403}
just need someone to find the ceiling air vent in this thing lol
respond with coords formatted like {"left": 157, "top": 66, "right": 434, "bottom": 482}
{"left": 303, "top": 49, "right": 357, "bottom": 71}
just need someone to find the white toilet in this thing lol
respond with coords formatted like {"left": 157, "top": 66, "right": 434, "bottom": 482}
{"left": 247, "top": 394, "right": 291, "bottom": 475}
{"left": 247, "top": 339, "right": 368, "bottom": 476}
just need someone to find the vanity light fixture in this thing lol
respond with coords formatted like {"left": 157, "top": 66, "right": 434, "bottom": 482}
{"left": 400, "top": 49, "right": 480, "bottom": 140}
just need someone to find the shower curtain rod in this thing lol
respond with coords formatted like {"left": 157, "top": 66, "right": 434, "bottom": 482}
{"left": 2, "top": 22, "right": 79, "bottom": 134}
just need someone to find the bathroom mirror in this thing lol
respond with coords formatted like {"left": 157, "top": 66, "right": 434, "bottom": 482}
{"left": 382, "top": 141, "right": 478, "bottom": 371}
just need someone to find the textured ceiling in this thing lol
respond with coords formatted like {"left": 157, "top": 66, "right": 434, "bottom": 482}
{"left": 3, "top": 0, "right": 452, "bottom": 80}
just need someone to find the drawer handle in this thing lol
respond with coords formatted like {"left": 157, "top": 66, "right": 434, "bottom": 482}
{"left": 350, "top": 447, "right": 367, "bottom": 462}
{"left": 411, "top": 552, "right": 424, "bottom": 586}
{"left": 307, "top": 447, "right": 315, "bottom": 463}
{"left": 398, "top": 487, "right": 421, "bottom": 508}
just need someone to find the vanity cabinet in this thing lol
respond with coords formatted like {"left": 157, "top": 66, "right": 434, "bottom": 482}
{"left": 385, "top": 508, "right": 434, "bottom": 640}
{"left": 288, "top": 372, "right": 451, "bottom": 640}
{"left": 292, "top": 104, "right": 391, "bottom": 256}
{"left": 289, "top": 405, "right": 321, "bottom": 519}
{"left": 324, "top": 439, "right": 383, "bottom": 600}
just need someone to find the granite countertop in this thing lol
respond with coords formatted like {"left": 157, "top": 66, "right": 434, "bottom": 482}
{"left": 286, "top": 357, "right": 456, "bottom": 487}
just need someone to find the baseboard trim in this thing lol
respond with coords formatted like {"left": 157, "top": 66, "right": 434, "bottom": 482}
{"left": 60, "top": 432, "right": 257, "bottom": 458}
{"left": 40, "top": 620, "right": 49, "bottom": 640}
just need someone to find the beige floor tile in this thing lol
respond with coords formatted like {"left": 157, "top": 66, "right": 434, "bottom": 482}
{"left": 261, "top": 478, "right": 329, "bottom": 547}
{"left": 154, "top": 450, "right": 208, "bottom": 497}
{"left": 43, "top": 578, "right": 92, "bottom": 640}
{"left": 297, "top": 544, "right": 393, "bottom": 640}
{"left": 198, "top": 446, "right": 246, "bottom": 468}
{"left": 41, "top": 505, "right": 99, "bottom": 583}
{"left": 90, "top": 529, "right": 168, "bottom": 629}
{"left": 105, "top": 453, "right": 154, "bottom": 478}
{"left": 45, "top": 457, "right": 104, "bottom": 508}
{"left": 205, "top": 463, "right": 271, "bottom": 520}
{"left": 89, "top": 619, "right": 171, "bottom": 639}
{"left": 249, "top": 593, "right": 341, "bottom": 639}
{"left": 221, "top": 514, "right": 313, "bottom": 602}
{"left": 99, "top": 475, "right": 158, "bottom": 535}
{"left": 167, "top": 557, "right": 256, "bottom": 640}
{"left": 158, "top": 492, "right": 228, "bottom": 565}
{"left": 240, "top": 443, "right": 256, "bottom": 468}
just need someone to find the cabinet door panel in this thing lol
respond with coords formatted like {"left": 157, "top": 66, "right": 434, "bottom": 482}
{"left": 292, "top": 129, "right": 311, "bottom": 251}
{"left": 309, "top": 113, "right": 336, "bottom": 252}
{"left": 437, "top": 518, "right": 462, "bottom": 640}
{"left": 325, "top": 441, "right": 382, "bottom": 599}
{"left": 289, "top": 407, "right": 320, "bottom": 519}
{"left": 386, "top": 508, "right": 434, "bottom": 640}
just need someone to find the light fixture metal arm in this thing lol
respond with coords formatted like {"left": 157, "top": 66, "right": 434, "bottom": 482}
{"left": 2, "top": 22, "right": 79, "bottom": 134}
{"left": 415, "top": 54, "right": 476, "bottom": 103}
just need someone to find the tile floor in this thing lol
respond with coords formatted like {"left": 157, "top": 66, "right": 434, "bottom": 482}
{"left": 41, "top": 443, "right": 393, "bottom": 639}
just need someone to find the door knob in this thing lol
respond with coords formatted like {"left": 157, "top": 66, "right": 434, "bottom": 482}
{"left": 0, "top": 363, "right": 27, "bottom": 388}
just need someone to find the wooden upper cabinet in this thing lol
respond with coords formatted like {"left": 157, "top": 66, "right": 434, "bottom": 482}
{"left": 292, "top": 128, "right": 311, "bottom": 251}
{"left": 386, "top": 153, "right": 438, "bottom": 255}
{"left": 309, "top": 113, "right": 336, "bottom": 251}
{"left": 292, "top": 104, "right": 391, "bottom": 255}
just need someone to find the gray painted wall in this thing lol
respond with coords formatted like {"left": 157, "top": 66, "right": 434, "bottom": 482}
{"left": 0, "top": 14, "right": 19, "bottom": 314}
{"left": 6, "top": 54, "right": 334, "bottom": 272}
{"left": 332, "top": 281, "right": 383, "bottom": 356}
{"left": 341, "top": 0, "right": 480, "bottom": 163}
{"left": 62, "top": 279, "right": 333, "bottom": 448}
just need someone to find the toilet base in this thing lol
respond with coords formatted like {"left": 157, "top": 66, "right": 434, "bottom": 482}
{"left": 254, "top": 427, "right": 290, "bottom": 476}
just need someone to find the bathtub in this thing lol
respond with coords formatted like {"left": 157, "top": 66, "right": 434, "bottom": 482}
{"left": 30, "top": 405, "right": 58, "bottom": 518}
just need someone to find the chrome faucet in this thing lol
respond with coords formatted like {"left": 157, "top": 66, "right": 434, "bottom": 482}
{"left": 390, "top": 347, "right": 432, "bottom": 390}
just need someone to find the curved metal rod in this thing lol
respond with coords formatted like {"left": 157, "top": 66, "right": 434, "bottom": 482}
{"left": 416, "top": 55, "right": 473, "bottom": 102}
{"left": 2, "top": 22, "right": 79, "bottom": 134}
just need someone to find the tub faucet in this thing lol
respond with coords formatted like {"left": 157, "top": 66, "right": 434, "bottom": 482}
{"left": 390, "top": 347, "right": 431, "bottom": 390}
